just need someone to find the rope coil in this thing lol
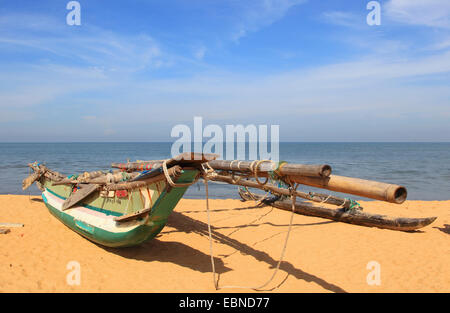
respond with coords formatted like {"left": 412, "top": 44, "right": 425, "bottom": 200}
{"left": 249, "top": 160, "right": 271, "bottom": 186}
{"left": 161, "top": 160, "right": 201, "bottom": 188}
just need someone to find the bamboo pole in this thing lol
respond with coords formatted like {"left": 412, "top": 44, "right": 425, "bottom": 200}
{"left": 112, "top": 159, "right": 332, "bottom": 178}
{"left": 208, "top": 160, "right": 331, "bottom": 178}
{"left": 289, "top": 175, "right": 407, "bottom": 204}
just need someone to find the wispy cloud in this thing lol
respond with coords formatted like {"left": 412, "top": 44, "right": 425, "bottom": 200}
{"left": 385, "top": 0, "right": 450, "bottom": 28}
{"left": 0, "top": 2, "right": 449, "bottom": 141}
{"left": 193, "top": 45, "right": 206, "bottom": 60}
{"left": 230, "top": 0, "right": 307, "bottom": 41}
{"left": 0, "top": 13, "right": 165, "bottom": 74}
{"left": 321, "top": 11, "right": 362, "bottom": 28}
{"left": 1, "top": 30, "right": 450, "bottom": 140}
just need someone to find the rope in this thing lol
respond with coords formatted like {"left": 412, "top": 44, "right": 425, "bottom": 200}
{"left": 229, "top": 160, "right": 238, "bottom": 171}
{"left": 320, "top": 194, "right": 332, "bottom": 204}
{"left": 204, "top": 176, "right": 219, "bottom": 289}
{"left": 344, "top": 198, "right": 362, "bottom": 212}
{"left": 249, "top": 160, "right": 270, "bottom": 186}
{"left": 243, "top": 186, "right": 257, "bottom": 201}
{"left": 161, "top": 159, "right": 200, "bottom": 188}
{"left": 273, "top": 161, "right": 287, "bottom": 178}
{"left": 28, "top": 166, "right": 32, "bottom": 203}
{"left": 204, "top": 170, "right": 298, "bottom": 291}
{"left": 161, "top": 160, "right": 297, "bottom": 290}
{"left": 241, "top": 186, "right": 268, "bottom": 206}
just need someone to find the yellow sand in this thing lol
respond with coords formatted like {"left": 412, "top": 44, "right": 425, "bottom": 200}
{"left": 0, "top": 195, "right": 449, "bottom": 293}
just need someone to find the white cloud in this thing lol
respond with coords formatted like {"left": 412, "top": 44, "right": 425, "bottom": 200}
{"left": 82, "top": 49, "right": 450, "bottom": 126}
{"left": 321, "top": 11, "right": 362, "bottom": 28}
{"left": 431, "top": 38, "right": 450, "bottom": 50}
{"left": 385, "top": 0, "right": 450, "bottom": 28}
{"left": 230, "top": 0, "right": 307, "bottom": 41}
{"left": 193, "top": 46, "right": 206, "bottom": 60}
{"left": 0, "top": 13, "right": 165, "bottom": 74}
{"left": 1, "top": 4, "right": 450, "bottom": 141}
{"left": 1, "top": 48, "right": 450, "bottom": 140}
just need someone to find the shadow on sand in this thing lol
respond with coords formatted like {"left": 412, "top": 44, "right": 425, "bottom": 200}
{"left": 101, "top": 208, "right": 346, "bottom": 292}
{"left": 434, "top": 224, "right": 450, "bottom": 235}
{"left": 29, "top": 197, "right": 43, "bottom": 203}
{"left": 105, "top": 239, "right": 232, "bottom": 274}
{"left": 164, "top": 210, "right": 345, "bottom": 292}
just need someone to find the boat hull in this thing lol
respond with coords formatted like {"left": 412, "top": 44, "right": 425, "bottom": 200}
{"left": 41, "top": 169, "right": 198, "bottom": 247}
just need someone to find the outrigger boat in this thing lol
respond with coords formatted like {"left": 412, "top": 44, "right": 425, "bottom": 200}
{"left": 23, "top": 153, "right": 437, "bottom": 248}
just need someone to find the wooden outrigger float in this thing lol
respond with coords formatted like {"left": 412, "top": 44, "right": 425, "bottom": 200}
{"left": 23, "top": 153, "right": 437, "bottom": 249}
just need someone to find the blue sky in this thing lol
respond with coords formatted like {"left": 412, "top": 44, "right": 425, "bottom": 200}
{"left": 0, "top": 0, "right": 449, "bottom": 142}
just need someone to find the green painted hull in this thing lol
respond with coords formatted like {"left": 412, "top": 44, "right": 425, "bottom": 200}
{"left": 44, "top": 200, "right": 165, "bottom": 247}
{"left": 41, "top": 169, "right": 198, "bottom": 247}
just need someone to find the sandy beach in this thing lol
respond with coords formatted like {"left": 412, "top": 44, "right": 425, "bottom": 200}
{"left": 0, "top": 195, "right": 449, "bottom": 293}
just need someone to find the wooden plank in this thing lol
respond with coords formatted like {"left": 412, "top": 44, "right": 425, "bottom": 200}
{"left": 111, "top": 153, "right": 219, "bottom": 171}
{"left": 113, "top": 208, "right": 152, "bottom": 223}
{"left": 0, "top": 223, "right": 24, "bottom": 228}
{"left": 62, "top": 184, "right": 99, "bottom": 210}
{"left": 239, "top": 190, "right": 436, "bottom": 232}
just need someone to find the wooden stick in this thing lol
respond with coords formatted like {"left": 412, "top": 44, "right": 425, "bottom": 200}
{"left": 239, "top": 190, "right": 436, "bottom": 232}
{"left": 113, "top": 208, "right": 152, "bottom": 223}
{"left": 111, "top": 152, "right": 219, "bottom": 171}
{"left": 0, "top": 223, "right": 23, "bottom": 228}
{"left": 105, "top": 166, "right": 183, "bottom": 191}
{"left": 210, "top": 174, "right": 351, "bottom": 208}
{"left": 22, "top": 171, "right": 43, "bottom": 190}
{"left": 53, "top": 171, "right": 140, "bottom": 186}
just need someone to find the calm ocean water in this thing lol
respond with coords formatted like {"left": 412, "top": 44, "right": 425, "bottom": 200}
{"left": 1, "top": 142, "right": 449, "bottom": 200}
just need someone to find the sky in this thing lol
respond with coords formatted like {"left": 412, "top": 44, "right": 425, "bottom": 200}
{"left": 0, "top": 0, "right": 449, "bottom": 142}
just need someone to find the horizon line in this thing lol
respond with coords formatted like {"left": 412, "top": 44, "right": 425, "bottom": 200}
{"left": 1, "top": 141, "right": 450, "bottom": 144}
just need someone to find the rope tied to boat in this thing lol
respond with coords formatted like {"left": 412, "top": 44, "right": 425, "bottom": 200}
{"left": 249, "top": 160, "right": 271, "bottom": 186}
{"left": 343, "top": 198, "right": 362, "bottom": 212}
{"left": 273, "top": 160, "right": 288, "bottom": 177}
{"left": 161, "top": 159, "right": 201, "bottom": 188}
{"left": 160, "top": 159, "right": 298, "bottom": 290}
{"left": 203, "top": 165, "right": 298, "bottom": 291}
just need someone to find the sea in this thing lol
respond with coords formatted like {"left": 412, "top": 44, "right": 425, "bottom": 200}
{"left": 1, "top": 142, "right": 449, "bottom": 200}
